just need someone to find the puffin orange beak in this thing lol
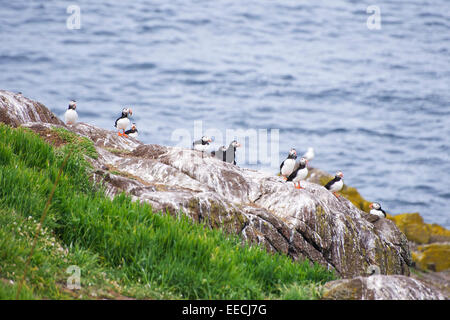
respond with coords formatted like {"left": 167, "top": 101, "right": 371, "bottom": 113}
{"left": 128, "top": 109, "right": 133, "bottom": 115}
{"left": 369, "top": 204, "right": 373, "bottom": 209}
{"left": 236, "top": 143, "right": 242, "bottom": 147}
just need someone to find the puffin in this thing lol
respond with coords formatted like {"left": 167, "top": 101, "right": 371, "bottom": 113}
{"left": 324, "top": 171, "right": 344, "bottom": 197}
{"left": 212, "top": 146, "right": 227, "bottom": 161}
{"left": 115, "top": 108, "right": 132, "bottom": 137}
{"left": 286, "top": 157, "right": 308, "bottom": 189}
{"left": 125, "top": 123, "right": 138, "bottom": 139}
{"left": 303, "top": 147, "right": 315, "bottom": 162}
{"left": 193, "top": 136, "right": 212, "bottom": 158}
{"left": 64, "top": 100, "right": 78, "bottom": 125}
{"left": 224, "top": 140, "right": 241, "bottom": 165}
{"left": 369, "top": 202, "right": 387, "bottom": 218}
{"left": 280, "top": 148, "right": 297, "bottom": 180}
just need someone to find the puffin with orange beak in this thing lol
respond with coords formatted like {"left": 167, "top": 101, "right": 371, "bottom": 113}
{"left": 125, "top": 123, "right": 138, "bottom": 139}
{"left": 193, "top": 136, "right": 213, "bottom": 158}
{"left": 287, "top": 157, "right": 308, "bottom": 189}
{"left": 115, "top": 108, "right": 133, "bottom": 137}
{"left": 225, "top": 140, "right": 241, "bottom": 165}
{"left": 369, "top": 202, "right": 386, "bottom": 218}
{"left": 324, "top": 171, "right": 344, "bottom": 198}
{"left": 64, "top": 100, "right": 78, "bottom": 125}
{"left": 280, "top": 148, "right": 297, "bottom": 180}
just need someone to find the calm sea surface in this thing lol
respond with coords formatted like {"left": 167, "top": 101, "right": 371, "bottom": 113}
{"left": 1, "top": 0, "right": 449, "bottom": 227}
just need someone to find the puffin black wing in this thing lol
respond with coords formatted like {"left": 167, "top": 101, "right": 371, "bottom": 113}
{"left": 125, "top": 128, "right": 137, "bottom": 135}
{"left": 381, "top": 208, "right": 387, "bottom": 217}
{"left": 224, "top": 145, "right": 235, "bottom": 164}
{"left": 324, "top": 177, "right": 339, "bottom": 190}
{"left": 286, "top": 167, "right": 299, "bottom": 181}
{"left": 114, "top": 116, "right": 121, "bottom": 128}
{"left": 115, "top": 111, "right": 128, "bottom": 128}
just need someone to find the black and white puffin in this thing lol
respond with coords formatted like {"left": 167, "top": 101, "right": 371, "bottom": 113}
{"left": 369, "top": 202, "right": 386, "bottom": 218}
{"left": 280, "top": 148, "right": 297, "bottom": 180}
{"left": 212, "top": 146, "right": 227, "bottom": 161}
{"left": 286, "top": 157, "right": 308, "bottom": 189}
{"left": 193, "top": 136, "right": 212, "bottom": 156}
{"left": 64, "top": 100, "right": 78, "bottom": 125}
{"left": 224, "top": 140, "right": 241, "bottom": 165}
{"left": 115, "top": 108, "right": 132, "bottom": 137}
{"left": 324, "top": 171, "right": 344, "bottom": 198}
{"left": 125, "top": 123, "right": 138, "bottom": 139}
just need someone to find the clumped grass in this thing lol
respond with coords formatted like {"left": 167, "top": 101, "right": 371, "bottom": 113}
{"left": 276, "top": 282, "right": 325, "bottom": 300}
{"left": 0, "top": 280, "right": 35, "bottom": 300}
{"left": 0, "top": 124, "right": 335, "bottom": 299}
{"left": 52, "top": 127, "right": 98, "bottom": 160}
{"left": 0, "top": 209, "right": 124, "bottom": 300}
{"left": 105, "top": 147, "right": 131, "bottom": 156}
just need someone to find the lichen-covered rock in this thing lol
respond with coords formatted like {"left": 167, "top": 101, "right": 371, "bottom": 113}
{"left": 413, "top": 243, "right": 450, "bottom": 272}
{"left": 388, "top": 213, "right": 450, "bottom": 245}
{"left": 389, "top": 213, "right": 432, "bottom": 244}
{"left": 0, "top": 90, "right": 413, "bottom": 279}
{"left": 429, "top": 224, "right": 450, "bottom": 243}
{"left": 322, "top": 275, "right": 447, "bottom": 300}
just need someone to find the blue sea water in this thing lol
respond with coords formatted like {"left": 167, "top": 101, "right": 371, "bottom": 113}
{"left": 1, "top": 0, "right": 449, "bottom": 227}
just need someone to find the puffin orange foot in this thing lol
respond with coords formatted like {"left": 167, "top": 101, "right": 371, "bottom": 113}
{"left": 123, "top": 134, "right": 129, "bottom": 138}
{"left": 118, "top": 132, "right": 123, "bottom": 136}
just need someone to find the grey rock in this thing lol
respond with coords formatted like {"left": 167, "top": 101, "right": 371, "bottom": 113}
{"left": 322, "top": 275, "right": 447, "bottom": 300}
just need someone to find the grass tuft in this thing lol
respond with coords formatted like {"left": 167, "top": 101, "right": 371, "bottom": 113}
{"left": 52, "top": 127, "right": 98, "bottom": 160}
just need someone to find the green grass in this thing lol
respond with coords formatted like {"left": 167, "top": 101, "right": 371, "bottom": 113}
{"left": 0, "top": 124, "right": 335, "bottom": 299}
{"left": 52, "top": 127, "right": 98, "bottom": 160}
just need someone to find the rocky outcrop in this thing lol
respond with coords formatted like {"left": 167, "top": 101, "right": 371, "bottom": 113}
{"left": 410, "top": 270, "right": 450, "bottom": 297}
{"left": 386, "top": 213, "right": 450, "bottom": 274}
{"left": 322, "top": 275, "right": 447, "bottom": 300}
{"left": 389, "top": 212, "right": 450, "bottom": 244}
{"left": 0, "top": 90, "right": 63, "bottom": 127}
{"left": 412, "top": 243, "right": 450, "bottom": 272}
{"left": 311, "top": 166, "right": 450, "bottom": 275}
{"left": 0, "top": 90, "right": 413, "bottom": 279}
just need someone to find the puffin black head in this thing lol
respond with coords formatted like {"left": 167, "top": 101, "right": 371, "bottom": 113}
{"left": 335, "top": 171, "right": 344, "bottom": 179}
{"left": 299, "top": 157, "right": 308, "bottom": 166}
{"left": 131, "top": 123, "right": 137, "bottom": 131}
{"left": 369, "top": 202, "right": 381, "bottom": 210}
{"left": 202, "top": 136, "right": 213, "bottom": 144}
{"left": 288, "top": 148, "right": 297, "bottom": 159}
{"left": 68, "top": 100, "right": 77, "bottom": 110}
{"left": 122, "top": 108, "right": 132, "bottom": 117}
{"left": 230, "top": 140, "right": 241, "bottom": 149}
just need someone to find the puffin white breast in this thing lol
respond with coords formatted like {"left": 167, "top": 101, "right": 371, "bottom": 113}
{"left": 64, "top": 109, "right": 78, "bottom": 124}
{"left": 116, "top": 117, "right": 130, "bottom": 130}
{"left": 281, "top": 158, "right": 296, "bottom": 176}
{"left": 292, "top": 167, "right": 308, "bottom": 182}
